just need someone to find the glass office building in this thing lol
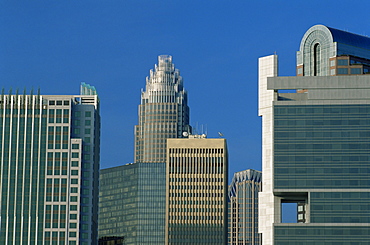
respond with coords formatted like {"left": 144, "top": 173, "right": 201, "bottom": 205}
{"left": 228, "top": 169, "right": 261, "bottom": 245}
{"left": 0, "top": 83, "right": 100, "bottom": 244}
{"left": 99, "top": 162, "right": 166, "bottom": 244}
{"left": 258, "top": 25, "right": 370, "bottom": 244}
{"left": 135, "top": 55, "right": 191, "bottom": 163}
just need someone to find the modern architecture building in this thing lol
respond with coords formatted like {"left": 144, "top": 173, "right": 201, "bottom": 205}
{"left": 99, "top": 162, "right": 166, "bottom": 244}
{"left": 228, "top": 169, "right": 261, "bottom": 245}
{"left": 166, "top": 136, "right": 228, "bottom": 244}
{"left": 135, "top": 55, "right": 191, "bottom": 163}
{"left": 0, "top": 83, "right": 100, "bottom": 244}
{"left": 259, "top": 24, "right": 370, "bottom": 244}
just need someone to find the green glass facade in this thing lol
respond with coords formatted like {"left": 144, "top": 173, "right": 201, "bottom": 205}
{"left": 274, "top": 104, "right": 370, "bottom": 189}
{"left": 0, "top": 84, "right": 100, "bottom": 244}
{"left": 273, "top": 103, "right": 370, "bottom": 243}
{"left": 99, "top": 162, "right": 166, "bottom": 244}
{"left": 0, "top": 99, "right": 47, "bottom": 244}
{"left": 275, "top": 225, "right": 370, "bottom": 245}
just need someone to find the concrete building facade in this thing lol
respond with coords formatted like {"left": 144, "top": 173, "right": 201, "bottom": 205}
{"left": 166, "top": 136, "right": 228, "bottom": 244}
{"left": 259, "top": 25, "right": 370, "bottom": 244}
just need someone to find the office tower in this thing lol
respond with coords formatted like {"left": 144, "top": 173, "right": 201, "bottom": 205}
{"left": 166, "top": 136, "right": 228, "bottom": 244}
{"left": 228, "top": 169, "right": 261, "bottom": 245}
{"left": 259, "top": 24, "right": 370, "bottom": 244}
{"left": 99, "top": 162, "right": 166, "bottom": 244}
{"left": 135, "top": 55, "right": 191, "bottom": 163}
{"left": 0, "top": 83, "right": 100, "bottom": 244}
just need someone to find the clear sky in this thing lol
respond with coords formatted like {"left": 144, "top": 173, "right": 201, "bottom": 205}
{"left": 1, "top": 1, "right": 370, "bottom": 180}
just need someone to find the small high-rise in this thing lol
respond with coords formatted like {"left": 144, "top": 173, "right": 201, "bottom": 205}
{"left": 259, "top": 25, "right": 370, "bottom": 244}
{"left": 135, "top": 55, "right": 191, "bottom": 163}
{"left": 166, "top": 136, "right": 228, "bottom": 244}
{"left": 228, "top": 169, "right": 261, "bottom": 245}
{"left": 99, "top": 162, "right": 166, "bottom": 244}
{"left": 0, "top": 83, "right": 100, "bottom": 244}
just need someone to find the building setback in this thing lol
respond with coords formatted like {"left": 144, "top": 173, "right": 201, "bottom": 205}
{"left": 166, "top": 136, "right": 228, "bottom": 244}
{"left": 259, "top": 25, "right": 370, "bottom": 244}
{"left": 135, "top": 55, "right": 191, "bottom": 163}
{"left": 228, "top": 169, "right": 261, "bottom": 245}
{"left": 0, "top": 83, "right": 100, "bottom": 244}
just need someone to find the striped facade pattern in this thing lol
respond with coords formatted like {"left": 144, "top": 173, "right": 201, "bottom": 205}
{"left": 0, "top": 85, "right": 100, "bottom": 245}
{"left": 166, "top": 138, "right": 228, "bottom": 244}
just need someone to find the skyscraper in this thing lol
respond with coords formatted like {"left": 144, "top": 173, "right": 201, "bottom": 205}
{"left": 228, "top": 169, "right": 261, "bottom": 245}
{"left": 135, "top": 55, "right": 191, "bottom": 163}
{"left": 99, "top": 162, "right": 166, "bottom": 244}
{"left": 99, "top": 55, "right": 189, "bottom": 243}
{"left": 0, "top": 83, "right": 100, "bottom": 244}
{"left": 166, "top": 136, "right": 228, "bottom": 244}
{"left": 259, "top": 25, "right": 370, "bottom": 244}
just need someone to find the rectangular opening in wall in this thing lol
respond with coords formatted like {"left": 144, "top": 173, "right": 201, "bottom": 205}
{"left": 278, "top": 192, "right": 308, "bottom": 223}
{"left": 281, "top": 202, "right": 297, "bottom": 223}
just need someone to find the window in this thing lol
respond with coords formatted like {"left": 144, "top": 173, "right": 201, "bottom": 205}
{"left": 351, "top": 68, "right": 361, "bottom": 74}
{"left": 69, "top": 232, "right": 76, "bottom": 237}
{"left": 49, "top": 101, "right": 55, "bottom": 105}
{"left": 70, "top": 196, "right": 78, "bottom": 202}
{"left": 72, "top": 144, "right": 79, "bottom": 149}
{"left": 338, "top": 68, "right": 348, "bottom": 74}
{"left": 71, "top": 161, "right": 79, "bottom": 167}
{"left": 85, "top": 111, "right": 91, "bottom": 117}
{"left": 56, "top": 101, "right": 63, "bottom": 105}
{"left": 85, "top": 120, "right": 91, "bottom": 126}
{"left": 314, "top": 43, "right": 320, "bottom": 76}
{"left": 71, "top": 170, "right": 79, "bottom": 176}
{"left": 71, "top": 179, "right": 78, "bottom": 184}
{"left": 71, "top": 187, "right": 78, "bottom": 193}
{"left": 70, "top": 223, "right": 77, "bottom": 228}
{"left": 72, "top": 153, "right": 79, "bottom": 158}
{"left": 337, "top": 59, "right": 349, "bottom": 66}
{"left": 70, "top": 205, "right": 77, "bottom": 211}
{"left": 64, "top": 100, "right": 70, "bottom": 105}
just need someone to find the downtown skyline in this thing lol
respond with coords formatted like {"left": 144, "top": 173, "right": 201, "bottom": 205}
{"left": 2, "top": 1, "right": 370, "bottom": 179}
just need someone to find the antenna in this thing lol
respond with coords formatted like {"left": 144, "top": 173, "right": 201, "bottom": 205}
{"left": 218, "top": 132, "right": 224, "bottom": 138}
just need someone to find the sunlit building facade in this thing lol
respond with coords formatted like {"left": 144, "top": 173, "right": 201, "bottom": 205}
{"left": 166, "top": 136, "right": 228, "bottom": 244}
{"left": 99, "top": 162, "right": 166, "bottom": 244}
{"left": 135, "top": 55, "right": 191, "bottom": 163}
{"left": 259, "top": 25, "right": 370, "bottom": 244}
{"left": 0, "top": 83, "right": 100, "bottom": 244}
{"left": 228, "top": 169, "right": 261, "bottom": 245}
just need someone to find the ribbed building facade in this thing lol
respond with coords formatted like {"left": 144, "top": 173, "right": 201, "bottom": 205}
{"left": 135, "top": 55, "right": 191, "bottom": 163}
{"left": 0, "top": 83, "right": 100, "bottom": 244}
{"left": 166, "top": 137, "right": 228, "bottom": 244}
{"left": 228, "top": 169, "right": 261, "bottom": 245}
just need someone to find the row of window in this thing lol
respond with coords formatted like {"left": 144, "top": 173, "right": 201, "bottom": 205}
{"left": 169, "top": 192, "right": 224, "bottom": 197}
{"left": 169, "top": 148, "right": 224, "bottom": 154}
{"left": 48, "top": 100, "right": 70, "bottom": 106}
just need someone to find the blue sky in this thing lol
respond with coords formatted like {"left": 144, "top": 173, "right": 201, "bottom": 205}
{"left": 1, "top": 1, "right": 370, "bottom": 180}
